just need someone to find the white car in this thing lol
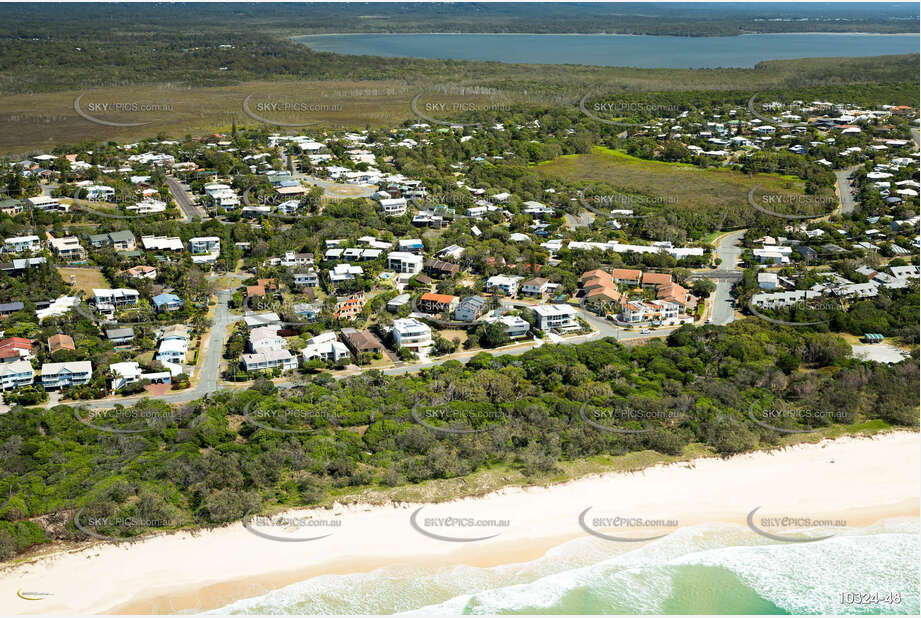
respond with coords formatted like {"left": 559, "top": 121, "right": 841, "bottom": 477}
{"left": 641, "top": 328, "right": 651, "bottom": 334}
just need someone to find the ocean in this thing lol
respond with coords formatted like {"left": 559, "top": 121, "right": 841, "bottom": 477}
{"left": 210, "top": 517, "right": 918, "bottom": 615}
{"left": 292, "top": 33, "right": 921, "bottom": 69}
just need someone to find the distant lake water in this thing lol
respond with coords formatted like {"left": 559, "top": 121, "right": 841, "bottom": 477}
{"left": 293, "top": 33, "right": 919, "bottom": 69}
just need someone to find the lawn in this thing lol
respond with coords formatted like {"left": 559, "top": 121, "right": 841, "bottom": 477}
{"left": 56, "top": 267, "right": 108, "bottom": 295}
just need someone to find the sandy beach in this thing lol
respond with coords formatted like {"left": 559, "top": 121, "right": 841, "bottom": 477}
{"left": 3, "top": 431, "right": 918, "bottom": 615}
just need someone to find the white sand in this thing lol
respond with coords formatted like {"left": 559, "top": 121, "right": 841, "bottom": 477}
{"left": 3, "top": 431, "right": 918, "bottom": 615}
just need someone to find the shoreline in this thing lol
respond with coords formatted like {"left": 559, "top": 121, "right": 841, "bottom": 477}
{"left": 3, "top": 430, "right": 918, "bottom": 615}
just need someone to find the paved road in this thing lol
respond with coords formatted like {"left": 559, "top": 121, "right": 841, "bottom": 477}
{"left": 78, "top": 289, "right": 240, "bottom": 409}
{"left": 710, "top": 229, "right": 746, "bottom": 326}
{"left": 911, "top": 127, "right": 920, "bottom": 149}
{"left": 166, "top": 176, "right": 206, "bottom": 220}
{"left": 834, "top": 164, "right": 861, "bottom": 216}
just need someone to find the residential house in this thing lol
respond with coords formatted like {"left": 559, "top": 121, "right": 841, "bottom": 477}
{"left": 48, "top": 235, "right": 86, "bottom": 260}
{"left": 89, "top": 230, "right": 136, "bottom": 251}
{"left": 520, "top": 277, "right": 551, "bottom": 298}
{"left": 248, "top": 325, "right": 286, "bottom": 353}
{"left": 418, "top": 292, "right": 459, "bottom": 314}
{"left": 483, "top": 314, "right": 530, "bottom": 338}
{"left": 188, "top": 236, "right": 221, "bottom": 254}
{"left": 611, "top": 268, "right": 643, "bottom": 285}
{"left": 379, "top": 197, "right": 408, "bottom": 217}
{"left": 141, "top": 236, "right": 184, "bottom": 252}
{"left": 341, "top": 328, "right": 385, "bottom": 356}
{"left": 0, "top": 302, "right": 25, "bottom": 319}
{"left": 0, "top": 360, "right": 34, "bottom": 390}
{"left": 152, "top": 293, "right": 184, "bottom": 312}
{"left": 93, "top": 288, "right": 140, "bottom": 314}
{"left": 387, "top": 251, "right": 424, "bottom": 274}
{"left": 485, "top": 274, "right": 524, "bottom": 296}
{"left": 127, "top": 265, "right": 158, "bottom": 279}
{"left": 424, "top": 258, "right": 460, "bottom": 279}
{"left": 532, "top": 305, "right": 579, "bottom": 331}
{"left": 454, "top": 295, "right": 488, "bottom": 322}
{"left": 532, "top": 304, "right": 579, "bottom": 332}
{"left": 641, "top": 272, "right": 672, "bottom": 288}
{"left": 105, "top": 327, "right": 135, "bottom": 347}
{"left": 300, "top": 331, "right": 350, "bottom": 363}
{"left": 48, "top": 333, "right": 75, "bottom": 354}
{"left": 391, "top": 318, "right": 433, "bottom": 352}
{"left": 2, "top": 235, "right": 41, "bottom": 253}
{"left": 334, "top": 296, "right": 365, "bottom": 320}
{"left": 242, "top": 349, "right": 299, "bottom": 372}
{"left": 41, "top": 361, "right": 92, "bottom": 389}
{"left": 294, "top": 270, "right": 320, "bottom": 287}
{"left": 0, "top": 337, "right": 32, "bottom": 362}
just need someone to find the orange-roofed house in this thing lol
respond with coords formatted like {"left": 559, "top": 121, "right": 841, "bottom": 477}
{"left": 612, "top": 268, "right": 643, "bottom": 285}
{"left": 418, "top": 292, "right": 460, "bottom": 314}
{"left": 641, "top": 272, "right": 672, "bottom": 288}
{"left": 579, "top": 269, "right": 611, "bottom": 285}
{"left": 48, "top": 333, "right": 76, "bottom": 354}
{"left": 334, "top": 296, "right": 365, "bottom": 321}
{"left": 126, "top": 265, "right": 158, "bottom": 279}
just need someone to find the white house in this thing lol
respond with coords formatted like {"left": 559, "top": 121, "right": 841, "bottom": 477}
{"left": 387, "top": 251, "right": 424, "bottom": 274}
{"left": 0, "top": 360, "right": 34, "bottom": 390}
{"left": 2, "top": 235, "right": 41, "bottom": 253}
{"left": 241, "top": 349, "right": 299, "bottom": 372}
{"left": 391, "top": 318, "right": 433, "bottom": 352}
{"left": 41, "top": 361, "right": 93, "bottom": 389}
{"left": 379, "top": 197, "right": 408, "bottom": 217}
{"left": 300, "top": 331, "right": 350, "bottom": 363}
{"left": 189, "top": 236, "right": 221, "bottom": 254}
{"left": 486, "top": 275, "right": 524, "bottom": 296}
{"left": 532, "top": 304, "right": 579, "bottom": 331}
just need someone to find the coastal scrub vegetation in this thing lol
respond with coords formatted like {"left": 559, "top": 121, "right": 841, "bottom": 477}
{"left": 1, "top": 319, "right": 917, "bottom": 561}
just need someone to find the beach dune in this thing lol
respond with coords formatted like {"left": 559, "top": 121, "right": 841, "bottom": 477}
{"left": 3, "top": 431, "right": 918, "bottom": 615}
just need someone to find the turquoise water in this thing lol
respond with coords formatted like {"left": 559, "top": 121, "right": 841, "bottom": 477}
{"left": 210, "top": 518, "right": 919, "bottom": 615}
{"left": 293, "top": 33, "right": 920, "bottom": 69}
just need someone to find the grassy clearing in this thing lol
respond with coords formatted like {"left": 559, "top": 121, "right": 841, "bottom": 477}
{"left": 56, "top": 267, "right": 108, "bottom": 294}
{"left": 536, "top": 146, "right": 827, "bottom": 216}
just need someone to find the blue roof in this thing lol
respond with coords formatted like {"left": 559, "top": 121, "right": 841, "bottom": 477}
{"left": 152, "top": 293, "right": 183, "bottom": 306}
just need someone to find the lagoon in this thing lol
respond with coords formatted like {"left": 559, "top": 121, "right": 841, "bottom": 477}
{"left": 294, "top": 32, "right": 919, "bottom": 69}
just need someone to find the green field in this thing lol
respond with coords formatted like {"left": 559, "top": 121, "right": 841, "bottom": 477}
{"left": 536, "top": 146, "right": 835, "bottom": 230}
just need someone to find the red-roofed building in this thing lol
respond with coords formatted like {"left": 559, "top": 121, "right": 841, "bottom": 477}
{"left": 0, "top": 337, "right": 32, "bottom": 362}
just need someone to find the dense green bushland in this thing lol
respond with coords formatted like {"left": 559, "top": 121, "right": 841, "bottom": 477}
{"left": 1, "top": 319, "right": 916, "bottom": 560}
